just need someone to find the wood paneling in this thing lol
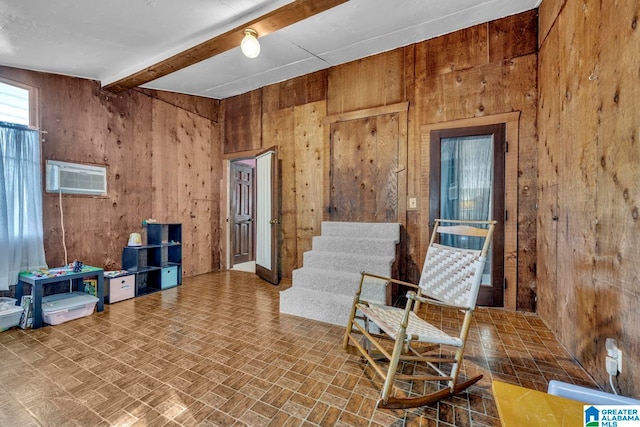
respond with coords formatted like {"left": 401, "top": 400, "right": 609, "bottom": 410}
{"left": 151, "top": 99, "right": 216, "bottom": 277}
{"left": 262, "top": 71, "right": 327, "bottom": 114}
{"left": 489, "top": 9, "right": 538, "bottom": 61}
{"left": 538, "top": 0, "right": 566, "bottom": 48}
{"left": 262, "top": 108, "right": 296, "bottom": 277}
{"left": 327, "top": 50, "right": 406, "bottom": 114}
{"left": 136, "top": 88, "right": 220, "bottom": 122}
{"left": 329, "top": 114, "right": 400, "bottom": 222}
{"left": 538, "top": 0, "right": 640, "bottom": 396}
{"left": 223, "top": 90, "right": 262, "bottom": 154}
{"left": 423, "top": 25, "right": 488, "bottom": 76}
{"left": 0, "top": 66, "right": 221, "bottom": 278}
{"left": 294, "top": 101, "right": 326, "bottom": 268}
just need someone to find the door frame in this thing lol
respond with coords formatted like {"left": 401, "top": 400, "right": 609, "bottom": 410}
{"left": 222, "top": 148, "right": 267, "bottom": 270}
{"left": 429, "top": 124, "right": 506, "bottom": 307}
{"left": 420, "top": 112, "right": 520, "bottom": 310}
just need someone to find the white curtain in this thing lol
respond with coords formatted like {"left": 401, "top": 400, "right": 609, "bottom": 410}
{"left": 440, "top": 135, "right": 493, "bottom": 249}
{"left": 0, "top": 122, "right": 47, "bottom": 291}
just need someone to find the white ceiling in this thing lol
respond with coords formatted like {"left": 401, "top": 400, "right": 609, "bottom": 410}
{"left": 0, "top": 0, "right": 541, "bottom": 100}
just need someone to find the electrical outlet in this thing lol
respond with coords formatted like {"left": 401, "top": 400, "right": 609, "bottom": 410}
{"left": 409, "top": 197, "right": 417, "bottom": 209}
{"left": 605, "top": 338, "right": 622, "bottom": 374}
{"left": 606, "top": 357, "right": 618, "bottom": 376}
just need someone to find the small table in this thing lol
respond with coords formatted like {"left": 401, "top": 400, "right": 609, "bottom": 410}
{"left": 17, "top": 266, "right": 104, "bottom": 329}
{"left": 492, "top": 380, "right": 585, "bottom": 427}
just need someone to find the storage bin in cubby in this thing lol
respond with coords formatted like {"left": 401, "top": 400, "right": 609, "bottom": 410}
{"left": 160, "top": 266, "right": 179, "bottom": 289}
{"left": 105, "top": 274, "right": 135, "bottom": 303}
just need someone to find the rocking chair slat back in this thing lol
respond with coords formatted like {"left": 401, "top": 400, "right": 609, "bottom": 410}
{"left": 418, "top": 244, "right": 485, "bottom": 309}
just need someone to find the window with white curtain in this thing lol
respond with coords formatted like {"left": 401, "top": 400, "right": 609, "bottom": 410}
{"left": 0, "top": 80, "right": 47, "bottom": 291}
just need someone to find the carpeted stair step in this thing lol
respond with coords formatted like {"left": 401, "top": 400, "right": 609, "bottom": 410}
{"left": 302, "top": 251, "right": 394, "bottom": 276}
{"left": 311, "top": 235, "right": 397, "bottom": 258}
{"left": 321, "top": 221, "right": 400, "bottom": 240}
{"left": 279, "top": 287, "right": 357, "bottom": 326}
{"left": 291, "top": 268, "right": 361, "bottom": 295}
{"left": 291, "top": 267, "right": 387, "bottom": 303}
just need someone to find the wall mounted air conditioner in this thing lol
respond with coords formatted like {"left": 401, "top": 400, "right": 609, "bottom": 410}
{"left": 46, "top": 160, "right": 107, "bottom": 196}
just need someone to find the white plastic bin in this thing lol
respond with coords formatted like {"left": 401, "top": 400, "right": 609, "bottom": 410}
{"left": 0, "top": 306, "right": 24, "bottom": 331}
{"left": 0, "top": 297, "right": 17, "bottom": 311}
{"left": 41, "top": 292, "right": 98, "bottom": 325}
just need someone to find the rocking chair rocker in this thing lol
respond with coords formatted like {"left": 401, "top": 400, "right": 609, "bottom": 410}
{"left": 343, "top": 219, "right": 496, "bottom": 409}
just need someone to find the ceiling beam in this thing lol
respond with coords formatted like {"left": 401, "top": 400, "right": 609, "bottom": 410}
{"left": 103, "top": 0, "right": 349, "bottom": 93}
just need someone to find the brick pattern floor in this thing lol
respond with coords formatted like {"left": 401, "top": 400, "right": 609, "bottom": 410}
{"left": 0, "top": 271, "right": 595, "bottom": 426}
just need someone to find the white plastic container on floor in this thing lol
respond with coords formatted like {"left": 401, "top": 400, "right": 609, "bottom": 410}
{"left": 0, "top": 297, "right": 17, "bottom": 310}
{"left": 0, "top": 306, "right": 24, "bottom": 331}
{"left": 41, "top": 292, "right": 98, "bottom": 325}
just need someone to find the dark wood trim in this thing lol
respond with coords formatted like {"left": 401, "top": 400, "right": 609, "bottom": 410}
{"left": 103, "top": 0, "right": 349, "bottom": 93}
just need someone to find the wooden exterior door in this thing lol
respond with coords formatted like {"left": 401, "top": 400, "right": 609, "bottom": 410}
{"left": 429, "top": 124, "right": 506, "bottom": 307}
{"left": 255, "top": 149, "right": 280, "bottom": 285}
{"left": 329, "top": 114, "right": 401, "bottom": 222}
{"left": 230, "top": 161, "right": 254, "bottom": 265}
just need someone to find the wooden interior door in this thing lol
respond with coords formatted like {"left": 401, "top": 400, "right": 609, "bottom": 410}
{"left": 230, "top": 161, "right": 254, "bottom": 265}
{"left": 255, "top": 149, "right": 280, "bottom": 285}
{"left": 329, "top": 114, "right": 400, "bottom": 222}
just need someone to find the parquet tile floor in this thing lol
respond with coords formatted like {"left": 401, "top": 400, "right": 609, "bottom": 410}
{"left": 0, "top": 271, "right": 595, "bottom": 426}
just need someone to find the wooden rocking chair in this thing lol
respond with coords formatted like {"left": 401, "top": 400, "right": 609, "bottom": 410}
{"left": 343, "top": 219, "right": 496, "bottom": 409}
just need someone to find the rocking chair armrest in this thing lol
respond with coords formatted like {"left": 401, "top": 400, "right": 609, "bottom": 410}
{"left": 360, "top": 272, "right": 419, "bottom": 289}
{"left": 408, "top": 292, "right": 471, "bottom": 311}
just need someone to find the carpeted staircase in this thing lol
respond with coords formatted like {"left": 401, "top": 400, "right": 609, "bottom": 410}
{"left": 279, "top": 221, "right": 400, "bottom": 326}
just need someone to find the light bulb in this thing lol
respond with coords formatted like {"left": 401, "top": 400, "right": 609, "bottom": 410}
{"left": 241, "top": 29, "right": 260, "bottom": 58}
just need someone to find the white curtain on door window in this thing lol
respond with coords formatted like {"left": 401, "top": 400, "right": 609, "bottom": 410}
{"left": 0, "top": 122, "right": 47, "bottom": 290}
{"left": 440, "top": 135, "right": 493, "bottom": 249}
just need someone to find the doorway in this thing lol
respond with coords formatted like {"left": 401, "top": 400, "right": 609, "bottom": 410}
{"left": 227, "top": 149, "right": 281, "bottom": 284}
{"left": 429, "top": 124, "right": 506, "bottom": 307}
{"left": 230, "top": 159, "right": 255, "bottom": 270}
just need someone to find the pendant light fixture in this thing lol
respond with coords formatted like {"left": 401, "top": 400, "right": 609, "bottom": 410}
{"left": 241, "top": 29, "right": 260, "bottom": 58}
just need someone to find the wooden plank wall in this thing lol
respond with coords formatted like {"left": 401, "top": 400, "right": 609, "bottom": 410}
{"left": 223, "top": 10, "right": 539, "bottom": 314}
{"left": 538, "top": 0, "right": 640, "bottom": 396}
{"left": 0, "top": 66, "right": 222, "bottom": 279}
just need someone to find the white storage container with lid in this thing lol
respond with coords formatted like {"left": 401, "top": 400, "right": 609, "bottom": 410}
{"left": 0, "top": 297, "right": 17, "bottom": 311}
{"left": 41, "top": 292, "right": 98, "bottom": 325}
{"left": 0, "top": 306, "right": 23, "bottom": 331}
